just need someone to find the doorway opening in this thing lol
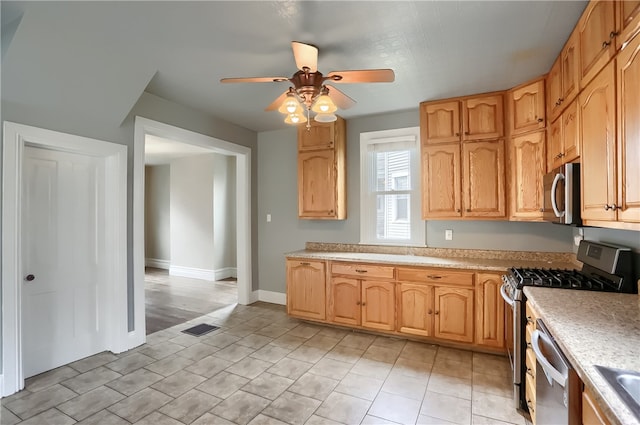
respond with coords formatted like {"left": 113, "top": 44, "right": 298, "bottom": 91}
{"left": 133, "top": 117, "right": 253, "bottom": 343}
{"left": 143, "top": 134, "right": 239, "bottom": 334}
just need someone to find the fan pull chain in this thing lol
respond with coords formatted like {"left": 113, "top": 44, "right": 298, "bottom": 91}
{"left": 306, "top": 108, "right": 311, "bottom": 131}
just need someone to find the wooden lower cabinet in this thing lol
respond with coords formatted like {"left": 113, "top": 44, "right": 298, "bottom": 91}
{"left": 525, "top": 302, "right": 539, "bottom": 423}
{"left": 583, "top": 387, "right": 610, "bottom": 425}
{"left": 475, "top": 273, "right": 505, "bottom": 348}
{"left": 286, "top": 259, "right": 326, "bottom": 320}
{"left": 397, "top": 283, "right": 433, "bottom": 337}
{"left": 327, "top": 277, "right": 395, "bottom": 331}
{"left": 433, "top": 287, "right": 474, "bottom": 343}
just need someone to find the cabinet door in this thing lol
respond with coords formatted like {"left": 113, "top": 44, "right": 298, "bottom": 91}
{"left": 298, "top": 149, "right": 337, "bottom": 218}
{"left": 286, "top": 260, "right": 326, "bottom": 320}
{"left": 562, "top": 30, "right": 581, "bottom": 107}
{"left": 298, "top": 121, "right": 335, "bottom": 151}
{"left": 462, "top": 140, "right": 506, "bottom": 217}
{"left": 616, "top": 32, "right": 640, "bottom": 223}
{"left": 510, "top": 131, "right": 545, "bottom": 220}
{"left": 422, "top": 144, "right": 462, "bottom": 218}
{"left": 580, "top": 61, "right": 617, "bottom": 222}
{"left": 361, "top": 280, "right": 395, "bottom": 331}
{"left": 475, "top": 273, "right": 505, "bottom": 348}
{"left": 433, "top": 287, "right": 474, "bottom": 343}
{"left": 397, "top": 283, "right": 433, "bottom": 337}
{"left": 420, "top": 100, "right": 461, "bottom": 144}
{"left": 510, "top": 80, "right": 545, "bottom": 135}
{"left": 462, "top": 94, "right": 504, "bottom": 141}
{"left": 582, "top": 388, "right": 610, "bottom": 425}
{"left": 579, "top": 0, "right": 616, "bottom": 88}
{"left": 562, "top": 100, "right": 580, "bottom": 163}
{"left": 328, "top": 277, "right": 360, "bottom": 326}
{"left": 616, "top": 0, "right": 640, "bottom": 49}
{"left": 547, "top": 117, "right": 564, "bottom": 172}
{"left": 547, "top": 57, "right": 564, "bottom": 121}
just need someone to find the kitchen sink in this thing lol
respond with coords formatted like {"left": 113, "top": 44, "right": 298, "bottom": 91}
{"left": 595, "top": 365, "right": 640, "bottom": 420}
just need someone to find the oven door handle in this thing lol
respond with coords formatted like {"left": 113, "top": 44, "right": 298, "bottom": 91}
{"left": 499, "top": 280, "right": 515, "bottom": 307}
{"left": 531, "top": 329, "right": 568, "bottom": 387}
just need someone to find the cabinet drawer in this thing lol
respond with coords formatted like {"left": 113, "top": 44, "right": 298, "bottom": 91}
{"left": 525, "top": 347, "right": 536, "bottom": 379}
{"left": 397, "top": 268, "right": 474, "bottom": 286}
{"left": 331, "top": 262, "right": 395, "bottom": 279}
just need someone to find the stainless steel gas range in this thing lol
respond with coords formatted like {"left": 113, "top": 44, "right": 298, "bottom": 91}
{"left": 500, "top": 240, "right": 636, "bottom": 413}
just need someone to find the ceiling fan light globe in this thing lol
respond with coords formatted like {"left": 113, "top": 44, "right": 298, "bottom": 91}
{"left": 314, "top": 112, "right": 337, "bottom": 123}
{"left": 285, "top": 113, "right": 307, "bottom": 124}
{"left": 278, "top": 94, "right": 303, "bottom": 115}
{"left": 311, "top": 94, "right": 337, "bottom": 114}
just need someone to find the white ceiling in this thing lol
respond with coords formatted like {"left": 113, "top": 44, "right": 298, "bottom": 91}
{"left": 2, "top": 1, "right": 588, "bottom": 133}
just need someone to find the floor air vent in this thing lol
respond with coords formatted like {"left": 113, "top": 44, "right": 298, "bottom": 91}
{"left": 181, "top": 323, "right": 220, "bottom": 337}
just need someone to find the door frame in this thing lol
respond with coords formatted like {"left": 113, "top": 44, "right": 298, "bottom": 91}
{"left": 133, "top": 118, "right": 253, "bottom": 319}
{"left": 1, "top": 121, "right": 128, "bottom": 396}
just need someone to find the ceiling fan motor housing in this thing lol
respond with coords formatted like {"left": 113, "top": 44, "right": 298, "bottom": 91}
{"left": 290, "top": 69, "right": 325, "bottom": 105}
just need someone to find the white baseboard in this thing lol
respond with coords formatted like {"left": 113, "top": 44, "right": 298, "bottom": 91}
{"left": 256, "top": 290, "right": 286, "bottom": 305}
{"left": 214, "top": 267, "right": 237, "bottom": 280}
{"left": 169, "top": 265, "right": 215, "bottom": 281}
{"left": 145, "top": 258, "right": 169, "bottom": 269}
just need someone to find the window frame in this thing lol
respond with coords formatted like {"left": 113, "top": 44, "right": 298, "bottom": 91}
{"left": 359, "top": 127, "right": 425, "bottom": 246}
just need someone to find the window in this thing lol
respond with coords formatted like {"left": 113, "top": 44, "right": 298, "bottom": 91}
{"left": 360, "top": 127, "right": 424, "bottom": 246}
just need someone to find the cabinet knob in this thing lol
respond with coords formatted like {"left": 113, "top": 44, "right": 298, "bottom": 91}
{"left": 602, "top": 40, "right": 611, "bottom": 49}
{"left": 25, "top": 274, "right": 36, "bottom": 282}
{"left": 361, "top": 302, "right": 366, "bottom": 306}
{"left": 466, "top": 208, "right": 471, "bottom": 212}
{"left": 526, "top": 368, "right": 534, "bottom": 377}
{"left": 328, "top": 210, "right": 334, "bottom": 215}
{"left": 537, "top": 118, "right": 544, "bottom": 123}
{"left": 427, "top": 309, "right": 433, "bottom": 315}
{"left": 610, "top": 31, "right": 619, "bottom": 39}
{"left": 540, "top": 208, "right": 544, "bottom": 212}
{"left": 611, "top": 203, "right": 618, "bottom": 211}
{"left": 464, "top": 131, "right": 470, "bottom": 135}
{"left": 455, "top": 132, "right": 460, "bottom": 137}
{"left": 526, "top": 316, "right": 533, "bottom": 325}
{"left": 604, "top": 204, "right": 611, "bottom": 211}
{"left": 356, "top": 301, "right": 361, "bottom": 305}
{"left": 434, "top": 310, "right": 440, "bottom": 315}
{"left": 456, "top": 209, "right": 461, "bottom": 213}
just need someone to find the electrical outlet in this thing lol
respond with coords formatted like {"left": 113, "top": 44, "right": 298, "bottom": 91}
{"left": 445, "top": 229, "right": 453, "bottom": 241}
{"left": 266, "top": 214, "right": 272, "bottom": 223}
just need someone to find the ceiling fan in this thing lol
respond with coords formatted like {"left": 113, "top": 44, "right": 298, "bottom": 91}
{"left": 220, "top": 41, "right": 395, "bottom": 127}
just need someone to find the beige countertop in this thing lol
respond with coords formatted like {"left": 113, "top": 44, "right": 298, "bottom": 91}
{"left": 286, "top": 249, "right": 578, "bottom": 272}
{"left": 524, "top": 287, "right": 640, "bottom": 425}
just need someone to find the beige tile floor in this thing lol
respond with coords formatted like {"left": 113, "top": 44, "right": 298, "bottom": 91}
{"left": 1, "top": 303, "right": 527, "bottom": 425}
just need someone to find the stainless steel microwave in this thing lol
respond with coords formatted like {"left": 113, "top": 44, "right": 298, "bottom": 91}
{"left": 542, "top": 163, "right": 582, "bottom": 225}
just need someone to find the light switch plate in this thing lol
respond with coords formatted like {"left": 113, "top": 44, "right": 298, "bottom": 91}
{"left": 266, "top": 214, "right": 272, "bottom": 222}
{"left": 445, "top": 229, "right": 453, "bottom": 240}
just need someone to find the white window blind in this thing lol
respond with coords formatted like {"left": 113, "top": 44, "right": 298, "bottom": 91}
{"left": 360, "top": 127, "right": 424, "bottom": 246}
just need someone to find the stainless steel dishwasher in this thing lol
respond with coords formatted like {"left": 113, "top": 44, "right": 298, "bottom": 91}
{"left": 531, "top": 319, "right": 581, "bottom": 425}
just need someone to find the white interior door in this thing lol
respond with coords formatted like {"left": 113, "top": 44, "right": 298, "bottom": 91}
{"left": 22, "top": 146, "right": 108, "bottom": 378}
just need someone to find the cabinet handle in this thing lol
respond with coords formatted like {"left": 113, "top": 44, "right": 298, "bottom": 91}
{"left": 427, "top": 275, "right": 442, "bottom": 279}
{"left": 602, "top": 40, "right": 611, "bottom": 49}
{"left": 604, "top": 204, "right": 611, "bottom": 211}
{"left": 537, "top": 118, "right": 544, "bottom": 123}
{"left": 300, "top": 262, "right": 310, "bottom": 266}
{"left": 610, "top": 31, "right": 619, "bottom": 39}
{"left": 434, "top": 310, "right": 440, "bottom": 315}
{"left": 355, "top": 269, "right": 368, "bottom": 273}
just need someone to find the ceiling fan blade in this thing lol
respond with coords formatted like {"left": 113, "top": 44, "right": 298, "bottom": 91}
{"left": 221, "top": 76, "right": 289, "bottom": 83}
{"left": 291, "top": 41, "right": 318, "bottom": 72}
{"left": 326, "top": 85, "right": 356, "bottom": 110}
{"left": 265, "top": 90, "right": 290, "bottom": 111}
{"left": 327, "top": 69, "right": 395, "bottom": 83}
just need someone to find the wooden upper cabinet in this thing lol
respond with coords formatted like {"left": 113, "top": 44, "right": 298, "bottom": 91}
{"left": 286, "top": 260, "right": 326, "bottom": 320}
{"left": 433, "top": 287, "right": 474, "bottom": 343}
{"left": 580, "top": 60, "right": 617, "bottom": 222}
{"left": 297, "top": 116, "right": 346, "bottom": 220}
{"left": 509, "top": 79, "right": 546, "bottom": 135}
{"left": 328, "top": 277, "right": 360, "bottom": 326}
{"left": 547, "top": 116, "right": 564, "bottom": 172}
{"left": 476, "top": 273, "right": 505, "bottom": 348}
{"left": 546, "top": 100, "right": 580, "bottom": 173}
{"left": 579, "top": 0, "right": 616, "bottom": 88}
{"left": 397, "top": 283, "right": 433, "bottom": 337}
{"left": 509, "top": 131, "right": 546, "bottom": 220}
{"left": 361, "top": 281, "right": 395, "bottom": 331}
{"left": 298, "top": 121, "right": 335, "bottom": 151}
{"left": 616, "top": 31, "right": 640, "bottom": 223}
{"left": 462, "top": 94, "right": 504, "bottom": 141}
{"left": 422, "top": 144, "right": 462, "bottom": 218}
{"left": 548, "top": 29, "right": 580, "bottom": 122}
{"left": 298, "top": 150, "right": 337, "bottom": 218}
{"left": 616, "top": 0, "right": 640, "bottom": 49}
{"left": 421, "top": 100, "right": 461, "bottom": 144}
{"left": 462, "top": 139, "right": 506, "bottom": 217}
{"left": 547, "top": 57, "right": 564, "bottom": 121}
